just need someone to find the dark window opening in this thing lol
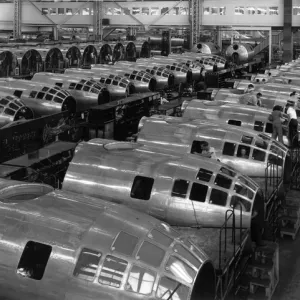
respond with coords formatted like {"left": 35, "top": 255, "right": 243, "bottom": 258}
{"left": 113, "top": 80, "right": 118, "bottom": 86}
{"left": 268, "top": 154, "right": 283, "bottom": 166}
{"left": 129, "top": 74, "right": 136, "bottom": 80}
{"left": 189, "top": 182, "right": 208, "bottom": 202}
{"left": 223, "top": 142, "right": 236, "bottom": 156}
{"left": 228, "top": 119, "right": 241, "bottom": 126}
{"left": 73, "top": 248, "right": 102, "bottom": 281}
{"left": 255, "top": 139, "right": 268, "bottom": 150}
{"left": 69, "top": 83, "right": 76, "bottom": 89}
{"left": 171, "top": 179, "right": 189, "bottom": 198}
{"left": 265, "top": 123, "right": 273, "bottom": 134}
{"left": 214, "top": 174, "right": 232, "bottom": 189}
{"left": 42, "top": 87, "right": 49, "bottom": 92}
{"left": 82, "top": 85, "right": 90, "bottom": 92}
{"left": 234, "top": 183, "right": 254, "bottom": 199}
{"left": 254, "top": 120, "right": 264, "bottom": 132}
{"left": 230, "top": 196, "right": 251, "bottom": 212}
{"left": 241, "top": 135, "right": 253, "bottom": 145}
{"left": 105, "top": 79, "right": 112, "bottom": 84}
{"left": 252, "top": 149, "right": 266, "bottom": 162}
{"left": 237, "top": 145, "right": 250, "bottom": 159}
{"left": 37, "top": 92, "right": 45, "bottom": 99}
{"left": 55, "top": 83, "right": 63, "bottom": 88}
{"left": 130, "top": 176, "right": 154, "bottom": 200}
{"left": 17, "top": 241, "right": 52, "bottom": 280}
{"left": 136, "top": 76, "right": 142, "bottom": 81}
{"left": 14, "top": 90, "right": 23, "bottom": 98}
{"left": 100, "top": 78, "right": 105, "bottom": 83}
{"left": 209, "top": 189, "right": 227, "bottom": 206}
{"left": 220, "top": 167, "right": 236, "bottom": 177}
{"left": 196, "top": 168, "right": 213, "bottom": 182}
{"left": 45, "top": 94, "right": 53, "bottom": 101}
{"left": 75, "top": 84, "right": 83, "bottom": 91}
{"left": 29, "top": 91, "right": 37, "bottom": 98}
{"left": 49, "top": 88, "right": 57, "bottom": 94}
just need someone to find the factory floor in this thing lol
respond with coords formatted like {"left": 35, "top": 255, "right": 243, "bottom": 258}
{"left": 272, "top": 235, "right": 300, "bottom": 300}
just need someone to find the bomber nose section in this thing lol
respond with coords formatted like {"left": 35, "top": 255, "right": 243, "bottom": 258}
{"left": 14, "top": 107, "right": 34, "bottom": 120}
{"left": 149, "top": 78, "right": 157, "bottom": 91}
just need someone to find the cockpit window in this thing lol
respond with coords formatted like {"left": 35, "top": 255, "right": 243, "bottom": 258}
{"left": 157, "top": 276, "right": 189, "bottom": 300}
{"left": 42, "top": 87, "right": 49, "bottom": 92}
{"left": 210, "top": 189, "right": 227, "bottom": 206}
{"left": 49, "top": 88, "right": 57, "bottom": 94}
{"left": 220, "top": 167, "right": 236, "bottom": 177}
{"left": 223, "top": 142, "right": 236, "bottom": 156}
{"left": 255, "top": 139, "right": 268, "bottom": 150}
{"left": 9, "top": 102, "right": 18, "bottom": 110}
{"left": 230, "top": 196, "right": 251, "bottom": 212}
{"left": 228, "top": 120, "right": 241, "bottom": 126}
{"left": 75, "top": 84, "right": 83, "bottom": 90}
{"left": 82, "top": 85, "right": 90, "bottom": 92}
{"left": 196, "top": 168, "right": 213, "bottom": 182}
{"left": 234, "top": 183, "right": 254, "bottom": 199}
{"left": 45, "top": 94, "right": 53, "bottom": 101}
{"left": 173, "top": 243, "right": 200, "bottom": 268}
{"left": 0, "top": 98, "right": 9, "bottom": 105}
{"left": 53, "top": 96, "right": 63, "bottom": 103}
{"left": 130, "top": 74, "right": 136, "bottom": 80}
{"left": 237, "top": 145, "right": 250, "bottom": 158}
{"left": 189, "top": 182, "right": 208, "bottom": 202}
{"left": 252, "top": 149, "right": 266, "bottom": 161}
{"left": 238, "top": 176, "right": 257, "bottom": 191}
{"left": 4, "top": 107, "right": 15, "bottom": 116}
{"left": 214, "top": 174, "right": 232, "bottom": 189}
{"left": 241, "top": 135, "right": 253, "bottom": 145}
{"left": 149, "top": 229, "right": 173, "bottom": 247}
{"left": 37, "top": 92, "right": 45, "bottom": 99}
{"left": 137, "top": 241, "right": 165, "bottom": 268}
{"left": 73, "top": 248, "right": 102, "bottom": 281}
{"left": 29, "top": 91, "right": 37, "bottom": 99}
{"left": 172, "top": 179, "right": 189, "bottom": 198}
{"left": 112, "top": 232, "right": 138, "bottom": 256}
{"left": 126, "top": 265, "right": 156, "bottom": 295}
{"left": 165, "top": 256, "right": 196, "bottom": 284}
{"left": 105, "top": 79, "right": 112, "bottom": 84}
{"left": 120, "top": 82, "right": 127, "bottom": 88}
{"left": 268, "top": 153, "right": 283, "bottom": 166}
{"left": 130, "top": 176, "right": 154, "bottom": 200}
{"left": 113, "top": 80, "right": 118, "bottom": 86}
{"left": 98, "top": 255, "right": 128, "bottom": 288}
{"left": 254, "top": 121, "right": 264, "bottom": 132}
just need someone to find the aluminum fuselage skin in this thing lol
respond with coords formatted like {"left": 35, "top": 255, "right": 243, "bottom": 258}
{"left": 91, "top": 64, "right": 156, "bottom": 92}
{"left": 137, "top": 115, "right": 288, "bottom": 178}
{"left": 0, "top": 179, "right": 214, "bottom": 300}
{"left": 63, "top": 138, "right": 263, "bottom": 229}
{"left": 115, "top": 61, "right": 173, "bottom": 90}
{"left": 182, "top": 100, "right": 291, "bottom": 146}
{"left": 0, "top": 78, "right": 75, "bottom": 116}
{"left": 64, "top": 68, "right": 132, "bottom": 99}
{"left": 32, "top": 73, "right": 110, "bottom": 110}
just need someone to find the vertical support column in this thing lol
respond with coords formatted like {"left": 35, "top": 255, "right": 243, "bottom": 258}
{"left": 269, "top": 28, "right": 272, "bottom": 64}
{"left": 13, "top": 0, "right": 21, "bottom": 39}
{"left": 216, "top": 26, "right": 222, "bottom": 50}
{"left": 190, "top": 0, "right": 200, "bottom": 48}
{"left": 282, "top": 0, "right": 293, "bottom": 63}
{"left": 93, "top": 0, "right": 103, "bottom": 41}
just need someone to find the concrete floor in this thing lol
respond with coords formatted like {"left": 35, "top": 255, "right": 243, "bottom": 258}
{"left": 272, "top": 234, "right": 300, "bottom": 300}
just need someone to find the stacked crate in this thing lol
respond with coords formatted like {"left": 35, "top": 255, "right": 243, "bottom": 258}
{"left": 247, "top": 242, "right": 279, "bottom": 300}
{"left": 280, "top": 191, "right": 300, "bottom": 240}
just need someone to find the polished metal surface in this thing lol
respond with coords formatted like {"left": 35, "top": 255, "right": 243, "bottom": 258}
{"left": 64, "top": 68, "right": 134, "bottom": 99}
{"left": 0, "top": 78, "right": 76, "bottom": 116}
{"left": 182, "top": 99, "right": 291, "bottom": 146}
{"left": 138, "top": 115, "right": 289, "bottom": 178}
{"left": 0, "top": 91, "right": 33, "bottom": 127}
{"left": 191, "top": 42, "right": 221, "bottom": 55}
{"left": 225, "top": 43, "right": 254, "bottom": 64}
{"left": 137, "top": 58, "right": 191, "bottom": 85}
{"left": 0, "top": 178, "right": 215, "bottom": 300}
{"left": 91, "top": 64, "right": 157, "bottom": 92}
{"left": 115, "top": 61, "right": 175, "bottom": 89}
{"left": 32, "top": 72, "right": 110, "bottom": 109}
{"left": 63, "top": 138, "right": 263, "bottom": 229}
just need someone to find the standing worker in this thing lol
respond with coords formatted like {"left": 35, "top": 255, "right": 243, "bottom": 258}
{"left": 269, "top": 105, "right": 284, "bottom": 144}
{"left": 286, "top": 101, "right": 298, "bottom": 147}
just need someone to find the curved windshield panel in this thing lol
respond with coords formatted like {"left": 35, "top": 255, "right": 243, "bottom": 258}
{"left": 157, "top": 276, "right": 189, "bottom": 300}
